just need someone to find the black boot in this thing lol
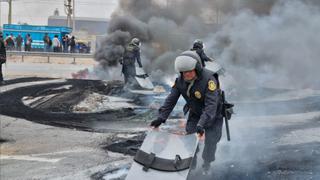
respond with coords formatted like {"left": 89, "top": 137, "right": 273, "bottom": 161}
{"left": 202, "top": 162, "right": 211, "bottom": 176}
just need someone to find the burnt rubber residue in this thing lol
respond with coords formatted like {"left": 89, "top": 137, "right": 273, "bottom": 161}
{"left": 1, "top": 77, "right": 57, "bottom": 86}
{"left": 102, "top": 133, "right": 146, "bottom": 156}
{"left": 0, "top": 79, "right": 139, "bottom": 132}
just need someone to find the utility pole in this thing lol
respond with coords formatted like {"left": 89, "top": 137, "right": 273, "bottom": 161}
{"left": 0, "top": 0, "right": 12, "bottom": 25}
{"left": 72, "top": 0, "right": 75, "bottom": 32}
{"left": 0, "top": 1, "right": 2, "bottom": 29}
{"left": 8, "top": 0, "right": 11, "bottom": 24}
{"left": 64, "top": 0, "right": 72, "bottom": 28}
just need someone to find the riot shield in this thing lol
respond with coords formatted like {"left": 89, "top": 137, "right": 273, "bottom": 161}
{"left": 126, "top": 130, "right": 198, "bottom": 180}
{"left": 135, "top": 66, "right": 154, "bottom": 90}
{"left": 205, "top": 61, "right": 226, "bottom": 75}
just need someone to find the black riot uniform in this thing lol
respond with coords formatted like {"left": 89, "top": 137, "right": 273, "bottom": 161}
{"left": 157, "top": 67, "right": 223, "bottom": 167}
{"left": 121, "top": 41, "right": 142, "bottom": 84}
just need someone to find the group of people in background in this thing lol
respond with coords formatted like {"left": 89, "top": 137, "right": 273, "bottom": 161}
{"left": 43, "top": 33, "right": 76, "bottom": 53}
{"left": 4, "top": 33, "right": 32, "bottom": 51}
{"left": 3, "top": 33, "right": 77, "bottom": 53}
{"left": 0, "top": 32, "right": 79, "bottom": 85}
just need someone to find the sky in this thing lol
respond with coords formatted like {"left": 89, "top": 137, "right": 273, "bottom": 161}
{"left": 0, "top": 0, "right": 118, "bottom": 26}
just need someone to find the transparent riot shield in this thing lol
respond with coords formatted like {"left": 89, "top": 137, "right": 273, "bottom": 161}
{"left": 135, "top": 66, "right": 154, "bottom": 90}
{"left": 205, "top": 61, "right": 226, "bottom": 75}
{"left": 126, "top": 130, "right": 198, "bottom": 180}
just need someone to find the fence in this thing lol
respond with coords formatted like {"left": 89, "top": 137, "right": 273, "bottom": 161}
{"left": 7, "top": 51, "right": 94, "bottom": 64}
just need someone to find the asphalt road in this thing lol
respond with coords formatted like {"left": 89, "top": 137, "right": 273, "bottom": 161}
{"left": 1, "top": 62, "right": 320, "bottom": 180}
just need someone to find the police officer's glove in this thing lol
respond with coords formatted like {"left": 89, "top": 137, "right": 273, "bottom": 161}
{"left": 139, "top": 65, "right": 143, "bottom": 68}
{"left": 196, "top": 125, "right": 205, "bottom": 136}
{"left": 150, "top": 118, "right": 163, "bottom": 128}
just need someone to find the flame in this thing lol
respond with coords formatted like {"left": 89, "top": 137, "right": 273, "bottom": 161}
{"left": 71, "top": 68, "right": 89, "bottom": 79}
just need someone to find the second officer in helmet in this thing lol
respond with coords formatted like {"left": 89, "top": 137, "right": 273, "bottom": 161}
{"left": 191, "top": 39, "right": 214, "bottom": 67}
{"left": 121, "top": 38, "right": 143, "bottom": 86}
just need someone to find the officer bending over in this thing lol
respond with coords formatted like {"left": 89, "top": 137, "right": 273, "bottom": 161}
{"left": 150, "top": 50, "right": 223, "bottom": 174}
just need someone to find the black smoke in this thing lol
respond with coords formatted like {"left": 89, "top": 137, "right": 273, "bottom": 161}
{"left": 94, "top": 0, "right": 320, "bottom": 89}
{"left": 94, "top": 0, "right": 244, "bottom": 82}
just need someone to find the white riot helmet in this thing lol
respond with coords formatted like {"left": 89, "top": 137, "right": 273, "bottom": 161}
{"left": 131, "top": 38, "right": 140, "bottom": 46}
{"left": 174, "top": 50, "right": 203, "bottom": 73}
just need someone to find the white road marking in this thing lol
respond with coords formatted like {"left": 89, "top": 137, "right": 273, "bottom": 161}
{"left": 0, "top": 155, "right": 61, "bottom": 163}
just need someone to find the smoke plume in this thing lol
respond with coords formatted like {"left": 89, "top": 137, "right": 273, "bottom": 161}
{"left": 94, "top": 0, "right": 243, "bottom": 82}
{"left": 209, "top": 0, "right": 320, "bottom": 89}
{"left": 94, "top": 0, "right": 320, "bottom": 89}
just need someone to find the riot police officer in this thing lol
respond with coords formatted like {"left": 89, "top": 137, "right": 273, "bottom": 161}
{"left": 191, "top": 39, "right": 214, "bottom": 67}
{"left": 150, "top": 50, "right": 223, "bottom": 174}
{"left": 121, "top": 38, "right": 143, "bottom": 86}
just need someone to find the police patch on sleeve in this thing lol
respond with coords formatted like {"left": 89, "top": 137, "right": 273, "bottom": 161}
{"left": 208, "top": 80, "right": 216, "bottom": 91}
{"left": 195, "top": 91, "right": 202, "bottom": 99}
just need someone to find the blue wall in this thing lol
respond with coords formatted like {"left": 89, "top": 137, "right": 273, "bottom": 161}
{"left": 3, "top": 24, "right": 72, "bottom": 49}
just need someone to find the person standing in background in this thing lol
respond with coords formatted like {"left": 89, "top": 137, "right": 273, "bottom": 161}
{"left": 25, "top": 34, "right": 32, "bottom": 51}
{"left": 5, "top": 34, "right": 15, "bottom": 51}
{"left": 43, "top": 33, "right": 51, "bottom": 52}
{"left": 0, "top": 33, "right": 7, "bottom": 85}
{"left": 69, "top": 36, "right": 76, "bottom": 53}
{"left": 15, "top": 34, "right": 23, "bottom": 51}
{"left": 52, "top": 35, "right": 61, "bottom": 53}
{"left": 62, "top": 35, "right": 69, "bottom": 53}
